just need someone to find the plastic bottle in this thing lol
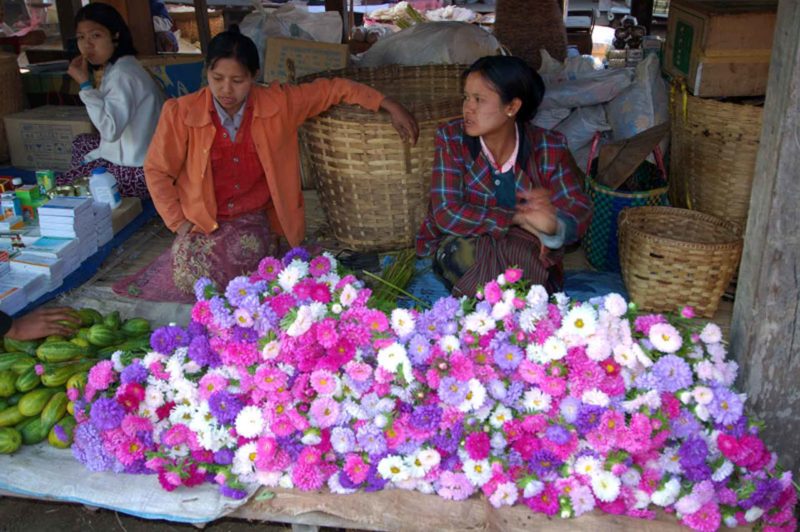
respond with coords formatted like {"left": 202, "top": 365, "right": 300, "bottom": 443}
{"left": 89, "top": 167, "right": 122, "bottom": 209}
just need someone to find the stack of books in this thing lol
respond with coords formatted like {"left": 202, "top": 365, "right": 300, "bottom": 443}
{"left": 37, "top": 197, "right": 97, "bottom": 262}
{"left": 0, "top": 269, "right": 48, "bottom": 304}
{"left": 10, "top": 252, "right": 65, "bottom": 293}
{"left": 24, "top": 236, "right": 81, "bottom": 277}
{"left": 0, "top": 285, "right": 27, "bottom": 315}
{"left": 0, "top": 249, "right": 9, "bottom": 277}
{"left": 93, "top": 201, "right": 114, "bottom": 247}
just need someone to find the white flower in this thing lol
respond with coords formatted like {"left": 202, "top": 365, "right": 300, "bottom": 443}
{"left": 308, "top": 301, "right": 327, "bottom": 321}
{"left": 416, "top": 481, "right": 435, "bottom": 495}
{"left": 256, "top": 471, "right": 282, "bottom": 488}
{"left": 439, "top": 335, "right": 460, "bottom": 354}
{"left": 165, "top": 356, "right": 184, "bottom": 382}
{"left": 491, "top": 300, "right": 513, "bottom": 321}
{"left": 699, "top": 323, "right": 722, "bottom": 344}
{"left": 416, "top": 448, "right": 441, "bottom": 470}
{"left": 331, "top": 303, "right": 343, "bottom": 314}
{"left": 463, "top": 459, "right": 492, "bottom": 487}
{"left": 712, "top": 460, "right": 734, "bottom": 482}
{"left": 632, "top": 343, "right": 653, "bottom": 367}
{"left": 339, "top": 284, "right": 358, "bottom": 307}
{"left": 142, "top": 351, "right": 165, "bottom": 367}
{"left": 111, "top": 351, "right": 125, "bottom": 372}
{"left": 705, "top": 342, "right": 727, "bottom": 363}
{"left": 406, "top": 454, "right": 428, "bottom": 478}
{"left": 522, "top": 388, "right": 552, "bottom": 412}
{"left": 586, "top": 336, "right": 612, "bottom": 361}
{"left": 489, "top": 405, "right": 513, "bottom": 429}
{"left": 542, "top": 336, "right": 568, "bottom": 362}
{"left": 378, "top": 455, "right": 410, "bottom": 483}
{"left": 496, "top": 273, "right": 507, "bottom": 286}
{"left": 603, "top": 293, "right": 628, "bottom": 317}
{"left": 574, "top": 456, "right": 601, "bottom": 477}
{"left": 525, "top": 285, "right": 549, "bottom": 313}
{"left": 301, "top": 431, "right": 322, "bottom": 445}
{"left": 554, "top": 292, "right": 570, "bottom": 312}
{"left": 464, "top": 309, "right": 496, "bottom": 335}
{"left": 286, "top": 305, "right": 315, "bottom": 337}
{"left": 517, "top": 307, "right": 545, "bottom": 333}
{"left": 489, "top": 481, "right": 518, "bottom": 508}
{"left": 695, "top": 404, "right": 710, "bottom": 422}
{"left": 679, "top": 391, "right": 692, "bottom": 404}
{"left": 458, "top": 379, "right": 487, "bottom": 412}
{"left": 675, "top": 494, "right": 702, "bottom": 515}
{"left": 621, "top": 468, "right": 641, "bottom": 487}
{"left": 582, "top": 388, "right": 610, "bottom": 408}
{"left": 724, "top": 516, "right": 739, "bottom": 528}
{"left": 235, "top": 405, "right": 265, "bottom": 439}
{"left": 277, "top": 263, "right": 303, "bottom": 292}
{"left": 649, "top": 323, "right": 682, "bottom": 353}
{"left": 745, "top": 507, "right": 764, "bottom": 523}
{"left": 523, "top": 479, "right": 544, "bottom": 498}
{"left": 374, "top": 413, "right": 389, "bottom": 428}
{"left": 692, "top": 386, "right": 714, "bottom": 405}
{"left": 490, "top": 432, "right": 507, "bottom": 450}
{"left": 391, "top": 308, "right": 416, "bottom": 337}
{"left": 633, "top": 489, "right": 650, "bottom": 510}
{"left": 376, "top": 343, "right": 413, "bottom": 382}
{"left": 278, "top": 474, "right": 294, "bottom": 489}
{"left": 561, "top": 306, "right": 597, "bottom": 337}
{"left": 613, "top": 344, "right": 637, "bottom": 368}
{"left": 172, "top": 379, "right": 198, "bottom": 404}
{"left": 591, "top": 470, "right": 621, "bottom": 502}
{"left": 144, "top": 388, "right": 165, "bottom": 409}
{"left": 658, "top": 448, "right": 683, "bottom": 475}
{"left": 231, "top": 442, "right": 258, "bottom": 480}
{"left": 261, "top": 340, "right": 280, "bottom": 360}
{"left": 525, "top": 343, "right": 547, "bottom": 364}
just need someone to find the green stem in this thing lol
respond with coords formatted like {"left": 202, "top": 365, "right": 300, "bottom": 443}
{"left": 362, "top": 269, "right": 430, "bottom": 310}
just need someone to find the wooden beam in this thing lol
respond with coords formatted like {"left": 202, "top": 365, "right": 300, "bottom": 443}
{"left": 123, "top": 0, "right": 156, "bottom": 56}
{"left": 55, "top": 0, "right": 83, "bottom": 50}
{"left": 195, "top": 0, "right": 212, "bottom": 54}
{"left": 730, "top": 0, "right": 800, "bottom": 476}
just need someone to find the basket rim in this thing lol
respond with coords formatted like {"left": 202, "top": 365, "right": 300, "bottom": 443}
{"left": 587, "top": 174, "right": 668, "bottom": 198}
{"left": 619, "top": 206, "right": 743, "bottom": 247}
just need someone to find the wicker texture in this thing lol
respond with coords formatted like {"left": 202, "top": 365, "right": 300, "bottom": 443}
{"left": 670, "top": 91, "right": 763, "bottom": 235}
{"left": 299, "top": 64, "right": 464, "bottom": 251}
{"left": 0, "top": 52, "right": 24, "bottom": 162}
{"left": 172, "top": 10, "right": 224, "bottom": 44}
{"left": 493, "top": 0, "right": 567, "bottom": 69}
{"left": 618, "top": 207, "right": 743, "bottom": 317}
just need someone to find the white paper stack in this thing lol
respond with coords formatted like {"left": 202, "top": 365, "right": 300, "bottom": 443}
{"left": 0, "top": 270, "right": 48, "bottom": 303}
{"left": 93, "top": 201, "right": 114, "bottom": 247}
{"left": 23, "top": 236, "right": 81, "bottom": 277}
{"left": 0, "top": 286, "right": 27, "bottom": 315}
{"left": 10, "top": 252, "right": 65, "bottom": 292}
{"left": 38, "top": 197, "right": 97, "bottom": 261}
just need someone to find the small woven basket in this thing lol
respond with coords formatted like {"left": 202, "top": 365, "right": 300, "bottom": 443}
{"left": 669, "top": 87, "right": 763, "bottom": 235}
{"left": 172, "top": 10, "right": 224, "bottom": 44}
{"left": 618, "top": 206, "right": 743, "bottom": 317}
{"left": 0, "top": 52, "right": 25, "bottom": 162}
{"left": 299, "top": 64, "right": 464, "bottom": 251}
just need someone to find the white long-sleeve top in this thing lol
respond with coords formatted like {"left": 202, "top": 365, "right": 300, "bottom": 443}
{"left": 79, "top": 55, "right": 165, "bottom": 168}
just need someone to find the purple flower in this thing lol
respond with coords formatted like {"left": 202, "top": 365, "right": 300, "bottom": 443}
{"left": 364, "top": 464, "right": 388, "bottom": 492}
{"left": 493, "top": 342, "right": 524, "bottom": 373}
{"left": 53, "top": 424, "right": 68, "bottom": 443}
{"left": 742, "top": 478, "right": 783, "bottom": 510}
{"left": 507, "top": 450, "right": 524, "bottom": 468}
{"left": 356, "top": 424, "right": 387, "bottom": 456}
{"left": 678, "top": 437, "right": 708, "bottom": 470}
{"left": 529, "top": 449, "right": 562, "bottom": 477}
{"left": 214, "top": 449, "right": 234, "bottom": 465}
{"left": 410, "top": 405, "right": 442, "bottom": 431}
{"left": 277, "top": 436, "right": 304, "bottom": 460}
{"left": 282, "top": 247, "right": 310, "bottom": 265}
{"left": 716, "top": 415, "right": 748, "bottom": 438}
{"left": 225, "top": 276, "right": 257, "bottom": 307}
{"left": 231, "top": 325, "right": 259, "bottom": 344}
{"left": 487, "top": 380, "right": 507, "bottom": 401}
{"left": 502, "top": 380, "right": 525, "bottom": 408}
{"left": 72, "top": 423, "right": 116, "bottom": 472}
{"left": 575, "top": 404, "right": 605, "bottom": 436}
{"left": 707, "top": 387, "right": 743, "bottom": 425}
{"left": 150, "top": 325, "right": 189, "bottom": 355}
{"left": 651, "top": 355, "right": 693, "bottom": 393}
{"left": 438, "top": 377, "right": 469, "bottom": 406}
{"left": 408, "top": 334, "right": 431, "bottom": 365}
{"left": 186, "top": 320, "right": 206, "bottom": 338}
{"left": 188, "top": 335, "right": 220, "bottom": 368}
{"left": 634, "top": 372, "right": 661, "bottom": 391}
{"left": 208, "top": 296, "right": 235, "bottom": 328}
{"left": 120, "top": 361, "right": 147, "bottom": 385}
{"left": 545, "top": 425, "right": 571, "bottom": 445}
{"left": 208, "top": 391, "right": 244, "bottom": 425}
{"left": 90, "top": 398, "right": 125, "bottom": 431}
{"left": 671, "top": 408, "right": 702, "bottom": 440}
{"left": 194, "top": 277, "right": 216, "bottom": 301}
{"left": 431, "top": 296, "right": 460, "bottom": 320}
{"left": 220, "top": 485, "right": 248, "bottom": 499}
{"left": 330, "top": 427, "right": 356, "bottom": 454}
{"left": 559, "top": 396, "right": 581, "bottom": 424}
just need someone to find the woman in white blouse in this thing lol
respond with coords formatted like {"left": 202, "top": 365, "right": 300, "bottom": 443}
{"left": 57, "top": 3, "right": 165, "bottom": 198}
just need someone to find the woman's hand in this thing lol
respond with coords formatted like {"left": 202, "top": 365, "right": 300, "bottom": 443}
{"left": 67, "top": 55, "right": 90, "bottom": 85}
{"left": 176, "top": 220, "right": 194, "bottom": 236}
{"left": 380, "top": 97, "right": 419, "bottom": 146}
{"left": 514, "top": 188, "right": 558, "bottom": 235}
{"left": 5, "top": 307, "right": 81, "bottom": 341}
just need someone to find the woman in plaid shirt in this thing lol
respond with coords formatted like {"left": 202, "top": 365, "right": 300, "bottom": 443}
{"left": 416, "top": 56, "right": 592, "bottom": 296}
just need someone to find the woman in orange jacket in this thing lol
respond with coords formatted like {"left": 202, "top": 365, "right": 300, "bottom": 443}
{"left": 121, "top": 26, "right": 417, "bottom": 300}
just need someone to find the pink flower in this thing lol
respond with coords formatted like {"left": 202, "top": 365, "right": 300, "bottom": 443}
{"left": 343, "top": 454, "right": 369, "bottom": 485}
{"left": 309, "top": 256, "right": 331, "bottom": 278}
{"left": 148, "top": 361, "right": 170, "bottom": 381}
{"left": 504, "top": 268, "right": 523, "bottom": 284}
{"left": 34, "top": 364, "right": 44, "bottom": 376}
{"left": 121, "top": 415, "right": 152, "bottom": 437}
{"left": 681, "top": 502, "right": 721, "bottom": 532}
{"left": 198, "top": 373, "right": 228, "bottom": 400}
{"left": 314, "top": 319, "right": 339, "bottom": 348}
{"left": 465, "top": 432, "right": 491, "bottom": 460}
{"left": 680, "top": 306, "right": 696, "bottom": 318}
{"left": 484, "top": 281, "right": 502, "bottom": 304}
{"left": 517, "top": 360, "right": 545, "bottom": 384}
{"left": 67, "top": 388, "right": 80, "bottom": 401}
{"left": 525, "top": 483, "right": 559, "bottom": 516}
{"left": 310, "top": 397, "right": 340, "bottom": 428}
{"left": 437, "top": 471, "right": 475, "bottom": 501}
{"left": 88, "top": 360, "right": 115, "bottom": 391}
{"left": 292, "top": 462, "right": 326, "bottom": 491}
{"left": 344, "top": 361, "right": 372, "bottom": 382}
{"left": 191, "top": 300, "right": 213, "bottom": 326}
{"left": 257, "top": 256, "right": 283, "bottom": 281}
{"left": 310, "top": 369, "right": 338, "bottom": 396}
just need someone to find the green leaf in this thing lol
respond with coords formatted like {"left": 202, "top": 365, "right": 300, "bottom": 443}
{"left": 255, "top": 490, "right": 275, "bottom": 502}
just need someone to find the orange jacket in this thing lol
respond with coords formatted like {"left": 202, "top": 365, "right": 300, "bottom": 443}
{"left": 144, "top": 79, "right": 385, "bottom": 246}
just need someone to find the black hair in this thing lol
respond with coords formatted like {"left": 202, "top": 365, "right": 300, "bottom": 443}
{"left": 463, "top": 56, "right": 546, "bottom": 124}
{"left": 206, "top": 24, "right": 260, "bottom": 76}
{"left": 75, "top": 3, "right": 137, "bottom": 63}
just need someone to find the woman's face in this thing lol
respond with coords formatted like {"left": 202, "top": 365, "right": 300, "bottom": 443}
{"left": 207, "top": 58, "right": 256, "bottom": 116}
{"left": 76, "top": 20, "right": 116, "bottom": 66}
{"left": 462, "top": 72, "right": 518, "bottom": 138}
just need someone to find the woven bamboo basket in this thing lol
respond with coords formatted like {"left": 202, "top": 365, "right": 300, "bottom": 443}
{"left": 298, "top": 64, "right": 464, "bottom": 251}
{"left": 618, "top": 207, "right": 743, "bottom": 317}
{"left": 0, "top": 52, "right": 25, "bottom": 162}
{"left": 669, "top": 89, "right": 763, "bottom": 235}
{"left": 172, "top": 10, "right": 224, "bottom": 44}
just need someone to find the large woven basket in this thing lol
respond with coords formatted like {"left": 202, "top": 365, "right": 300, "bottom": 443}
{"left": 0, "top": 52, "right": 25, "bottom": 162}
{"left": 618, "top": 207, "right": 743, "bottom": 317}
{"left": 299, "top": 64, "right": 464, "bottom": 251}
{"left": 172, "top": 10, "right": 224, "bottom": 44}
{"left": 669, "top": 88, "right": 763, "bottom": 235}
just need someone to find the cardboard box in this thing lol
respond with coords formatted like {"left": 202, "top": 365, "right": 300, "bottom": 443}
{"left": 3, "top": 105, "right": 96, "bottom": 171}
{"left": 663, "top": 0, "right": 777, "bottom": 97}
{"left": 263, "top": 37, "right": 349, "bottom": 84}
{"left": 111, "top": 197, "right": 142, "bottom": 235}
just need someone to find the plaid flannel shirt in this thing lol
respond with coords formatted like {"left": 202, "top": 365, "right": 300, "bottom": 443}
{"left": 416, "top": 119, "right": 592, "bottom": 256}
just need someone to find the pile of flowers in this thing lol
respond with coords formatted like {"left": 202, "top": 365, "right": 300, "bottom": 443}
{"left": 71, "top": 249, "right": 797, "bottom": 531}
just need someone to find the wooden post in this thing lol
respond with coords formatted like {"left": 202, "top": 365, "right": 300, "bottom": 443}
{"left": 630, "top": 0, "right": 654, "bottom": 33}
{"left": 122, "top": 0, "right": 156, "bottom": 56}
{"left": 55, "top": 0, "right": 83, "bottom": 50}
{"left": 730, "top": 0, "right": 800, "bottom": 476}
{"left": 194, "top": 0, "right": 212, "bottom": 54}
